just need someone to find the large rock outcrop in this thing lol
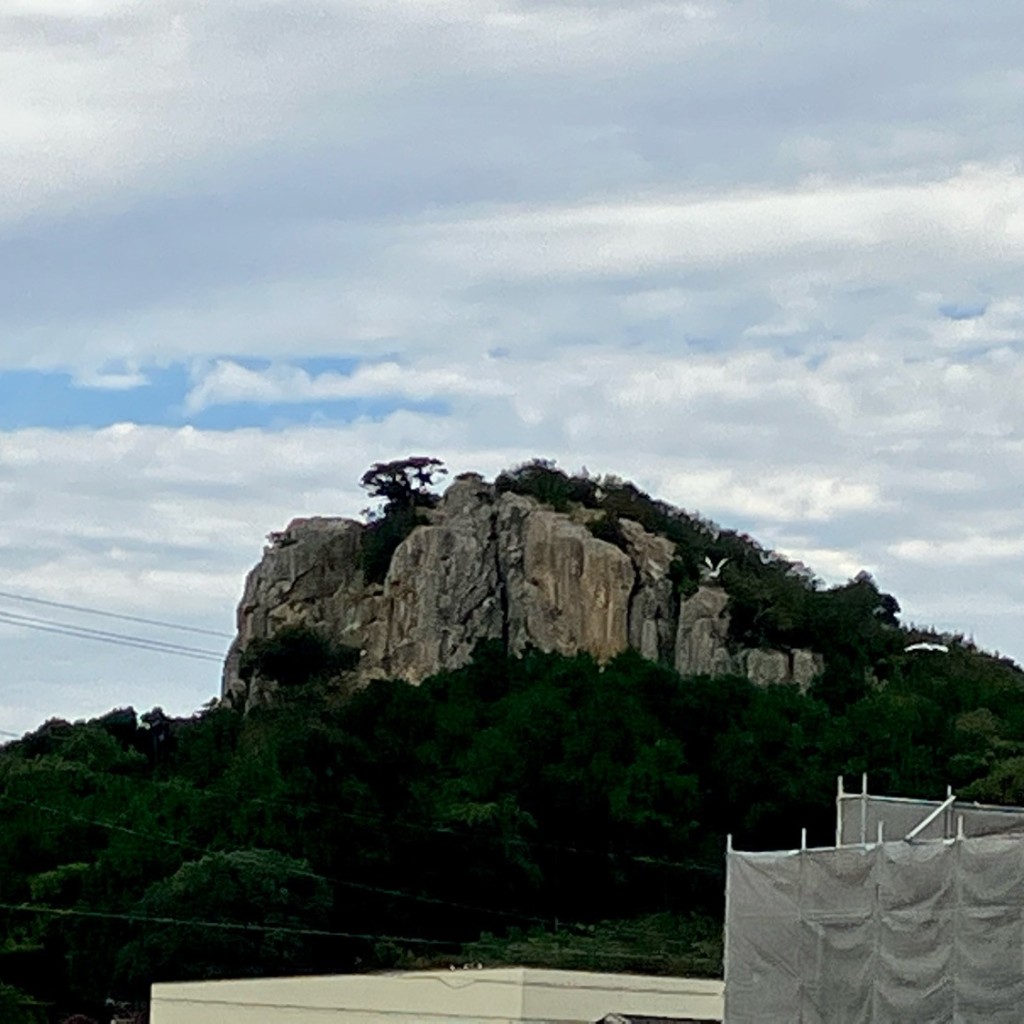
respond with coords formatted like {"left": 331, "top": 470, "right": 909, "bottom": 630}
{"left": 620, "top": 518, "right": 678, "bottom": 664}
{"left": 223, "top": 477, "right": 824, "bottom": 706}
{"left": 675, "top": 585, "right": 736, "bottom": 678}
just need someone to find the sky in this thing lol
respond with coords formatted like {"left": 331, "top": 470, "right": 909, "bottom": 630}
{"left": 2, "top": 0, "right": 1023, "bottom": 735}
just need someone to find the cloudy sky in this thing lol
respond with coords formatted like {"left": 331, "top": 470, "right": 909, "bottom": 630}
{"left": 1, "top": 0, "right": 1022, "bottom": 735}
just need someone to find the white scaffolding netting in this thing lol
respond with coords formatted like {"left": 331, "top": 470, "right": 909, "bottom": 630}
{"left": 724, "top": 786, "right": 1024, "bottom": 1023}
{"left": 837, "top": 791, "right": 1024, "bottom": 845}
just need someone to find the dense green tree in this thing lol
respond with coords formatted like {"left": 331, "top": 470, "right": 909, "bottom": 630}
{"left": 114, "top": 850, "right": 333, "bottom": 993}
{"left": 360, "top": 456, "right": 447, "bottom": 513}
{"left": 358, "top": 457, "right": 447, "bottom": 582}
{"left": 0, "top": 983, "right": 44, "bottom": 1024}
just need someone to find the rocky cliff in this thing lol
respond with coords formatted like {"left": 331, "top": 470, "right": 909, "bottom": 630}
{"left": 223, "top": 475, "right": 823, "bottom": 707}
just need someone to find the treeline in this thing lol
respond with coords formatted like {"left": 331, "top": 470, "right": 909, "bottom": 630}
{"left": 3, "top": 629, "right": 1024, "bottom": 1020}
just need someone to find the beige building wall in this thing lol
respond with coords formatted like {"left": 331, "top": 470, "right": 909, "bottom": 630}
{"left": 151, "top": 967, "right": 724, "bottom": 1024}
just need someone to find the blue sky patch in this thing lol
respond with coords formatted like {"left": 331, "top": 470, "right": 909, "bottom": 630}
{"left": 291, "top": 356, "right": 362, "bottom": 376}
{"left": 0, "top": 367, "right": 188, "bottom": 430}
{"left": 939, "top": 302, "right": 987, "bottom": 321}
{"left": 0, "top": 365, "right": 447, "bottom": 431}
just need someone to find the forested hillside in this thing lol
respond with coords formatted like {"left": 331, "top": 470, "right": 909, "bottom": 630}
{"left": 2, "top": 463, "right": 1024, "bottom": 1022}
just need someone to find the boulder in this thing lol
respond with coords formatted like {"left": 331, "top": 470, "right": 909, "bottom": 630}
{"left": 742, "top": 648, "right": 791, "bottom": 686}
{"left": 791, "top": 648, "right": 825, "bottom": 691}
{"left": 222, "top": 517, "right": 365, "bottom": 702}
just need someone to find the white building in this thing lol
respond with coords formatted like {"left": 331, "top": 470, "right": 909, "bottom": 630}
{"left": 151, "top": 967, "right": 724, "bottom": 1024}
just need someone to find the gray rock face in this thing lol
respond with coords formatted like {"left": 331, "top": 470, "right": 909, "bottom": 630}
{"left": 742, "top": 648, "right": 791, "bottom": 686}
{"left": 499, "top": 496, "right": 634, "bottom": 662}
{"left": 222, "top": 479, "right": 825, "bottom": 705}
{"left": 222, "top": 517, "right": 366, "bottom": 706}
{"left": 675, "top": 585, "right": 737, "bottom": 678}
{"left": 620, "top": 518, "right": 677, "bottom": 664}
{"left": 742, "top": 647, "right": 825, "bottom": 690}
{"left": 791, "top": 649, "right": 826, "bottom": 690}
{"left": 363, "top": 476, "right": 504, "bottom": 682}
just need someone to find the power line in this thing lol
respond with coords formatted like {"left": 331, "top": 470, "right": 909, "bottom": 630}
{"left": 0, "top": 792, "right": 550, "bottom": 926}
{"left": 4, "top": 732, "right": 717, "bottom": 882}
{"left": 245, "top": 794, "right": 720, "bottom": 875}
{"left": 0, "top": 900, "right": 698, "bottom": 974}
{"left": 0, "top": 902, "right": 453, "bottom": 946}
{"left": 0, "top": 786, "right": 715, "bottom": 952}
{"left": 0, "top": 786, "right": 718, "bottom": 956}
{"left": 0, "top": 902, "right": 696, "bottom": 976}
{"left": 18, "top": 723, "right": 716, "bottom": 878}
{"left": 0, "top": 608, "right": 224, "bottom": 663}
{"left": 0, "top": 588, "right": 233, "bottom": 639}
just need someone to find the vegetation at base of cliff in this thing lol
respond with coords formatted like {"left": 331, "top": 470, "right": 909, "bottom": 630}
{"left": 4, "top": 630, "right": 1024, "bottom": 1018}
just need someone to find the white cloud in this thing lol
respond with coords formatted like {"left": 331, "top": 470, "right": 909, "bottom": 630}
{"left": 72, "top": 368, "right": 150, "bottom": 390}
{"left": 7, "top": 162, "right": 1023, "bottom": 379}
{"left": 6, "top": 312, "right": 1024, "bottom": 733}
{"left": 183, "top": 358, "right": 513, "bottom": 413}
{"left": 4, "top": 0, "right": 1024, "bottom": 732}
{"left": 889, "top": 535, "right": 1024, "bottom": 566}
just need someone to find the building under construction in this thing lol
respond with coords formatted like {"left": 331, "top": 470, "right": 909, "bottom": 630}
{"left": 724, "top": 776, "right": 1024, "bottom": 1023}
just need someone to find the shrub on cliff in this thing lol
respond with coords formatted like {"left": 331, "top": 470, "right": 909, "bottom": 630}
{"left": 359, "top": 456, "right": 447, "bottom": 582}
{"left": 238, "top": 624, "right": 359, "bottom": 691}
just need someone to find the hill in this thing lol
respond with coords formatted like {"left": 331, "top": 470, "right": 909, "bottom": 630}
{"left": 222, "top": 458, "right": 902, "bottom": 708}
{"left": 1, "top": 459, "right": 1023, "bottom": 1021}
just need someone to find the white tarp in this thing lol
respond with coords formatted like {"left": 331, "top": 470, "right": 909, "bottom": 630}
{"left": 837, "top": 792, "right": 1024, "bottom": 846}
{"left": 724, "top": 835, "right": 1024, "bottom": 1023}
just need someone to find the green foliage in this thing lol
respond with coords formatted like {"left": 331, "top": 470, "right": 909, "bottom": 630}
{"left": 459, "top": 913, "right": 722, "bottom": 978}
{"left": 360, "top": 504, "right": 426, "bottom": 584}
{"left": 586, "top": 512, "right": 628, "bottom": 551}
{"left": 495, "top": 458, "right": 583, "bottom": 512}
{"left": 238, "top": 625, "right": 359, "bottom": 690}
{"left": 360, "top": 456, "right": 447, "bottom": 513}
{"left": 114, "top": 849, "right": 333, "bottom": 992}
{"left": 0, "top": 983, "right": 44, "bottom": 1024}
{"left": 357, "top": 456, "right": 447, "bottom": 583}
{"left": 4, "top": 636, "right": 1024, "bottom": 1014}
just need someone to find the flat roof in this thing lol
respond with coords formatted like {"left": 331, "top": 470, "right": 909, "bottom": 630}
{"left": 151, "top": 967, "right": 724, "bottom": 1024}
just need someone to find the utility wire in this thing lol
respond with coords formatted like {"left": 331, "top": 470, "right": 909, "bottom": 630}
{"left": 19, "top": 723, "right": 717, "bottom": 877}
{"left": 0, "top": 780, "right": 718, "bottom": 953}
{"left": 0, "top": 787, "right": 714, "bottom": 949}
{"left": 0, "top": 903, "right": 690, "bottom": 971}
{"left": 0, "top": 902, "right": 453, "bottom": 946}
{"left": 0, "top": 588, "right": 233, "bottom": 639}
{"left": 0, "top": 609, "right": 224, "bottom": 663}
{"left": 244, "top": 794, "right": 720, "bottom": 875}
{"left": 0, "top": 792, "right": 550, "bottom": 926}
